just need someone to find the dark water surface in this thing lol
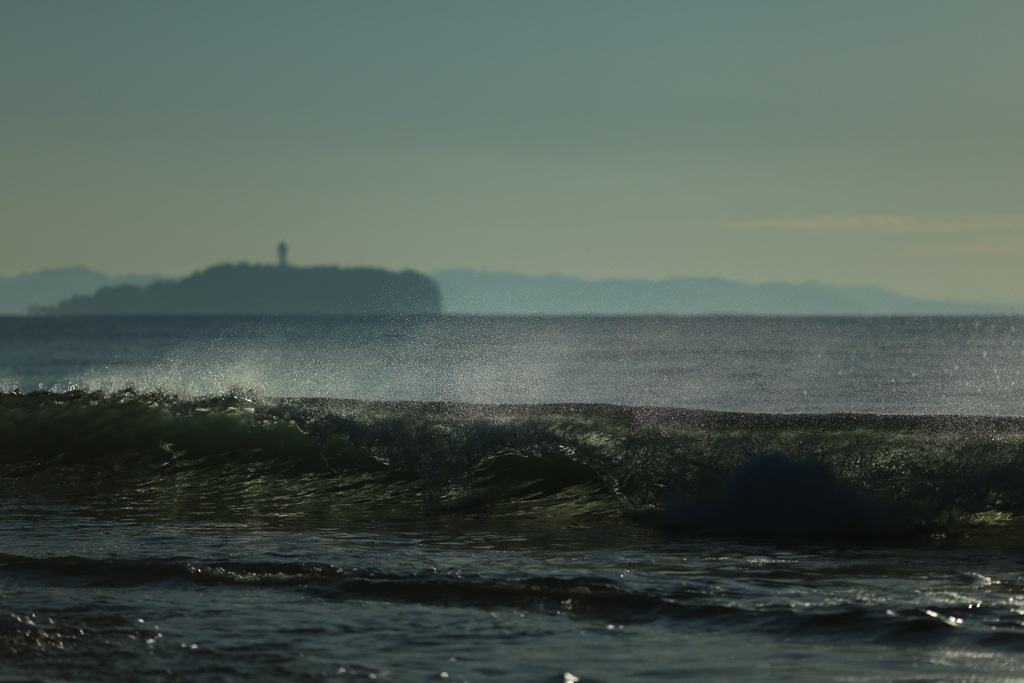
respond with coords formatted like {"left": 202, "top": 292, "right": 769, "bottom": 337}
{"left": 4, "top": 315, "right": 1024, "bottom": 681}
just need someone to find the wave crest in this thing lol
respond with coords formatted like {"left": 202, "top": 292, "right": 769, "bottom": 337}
{"left": 4, "top": 389, "right": 1024, "bottom": 539}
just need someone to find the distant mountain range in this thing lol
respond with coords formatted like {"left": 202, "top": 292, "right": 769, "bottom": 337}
{"left": 0, "top": 266, "right": 1016, "bottom": 316}
{"left": 430, "top": 269, "right": 1016, "bottom": 316}
{"left": 0, "top": 267, "right": 163, "bottom": 315}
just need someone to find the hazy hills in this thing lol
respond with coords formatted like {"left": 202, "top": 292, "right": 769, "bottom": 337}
{"left": 431, "top": 269, "right": 1013, "bottom": 316}
{"left": 0, "top": 266, "right": 1015, "bottom": 316}
{"left": 0, "top": 267, "right": 163, "bottom": 315}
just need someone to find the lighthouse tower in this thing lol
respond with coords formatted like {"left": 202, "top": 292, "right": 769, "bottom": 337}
{"left": 277, "top": 241, "right": 288, "bottom": 268}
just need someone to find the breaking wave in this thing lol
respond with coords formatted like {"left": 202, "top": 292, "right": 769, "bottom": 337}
{"left": 4, "top": 389, "right": 1024, "bottom": 539}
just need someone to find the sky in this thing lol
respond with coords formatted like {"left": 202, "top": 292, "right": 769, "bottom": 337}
{"left": 3, "top": 1, "right": 1024, "bottom": 302}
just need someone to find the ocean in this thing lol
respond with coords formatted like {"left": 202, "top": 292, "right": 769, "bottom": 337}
{"left": 4, "top": 314, "right": 1024, "bottom": 681}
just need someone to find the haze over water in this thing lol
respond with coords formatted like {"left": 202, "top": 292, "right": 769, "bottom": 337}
{"left": 5, "top": 2, "right": 1024, "bottom": 305}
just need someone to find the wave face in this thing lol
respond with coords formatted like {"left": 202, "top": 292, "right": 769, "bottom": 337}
{"left": 4, "top": 390, "right": 1024, "bottom": 540}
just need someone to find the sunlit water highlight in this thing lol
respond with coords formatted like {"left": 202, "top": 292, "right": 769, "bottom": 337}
{"left": 4, "top": 315, "right": 1024, "bottom": 681}
{"left": 5, "top": 315, "right": 1024, "bottom": 413}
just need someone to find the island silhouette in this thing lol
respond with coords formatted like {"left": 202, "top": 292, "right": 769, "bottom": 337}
{"left": 41, "top": 261, "right": 442, "bottom": 315}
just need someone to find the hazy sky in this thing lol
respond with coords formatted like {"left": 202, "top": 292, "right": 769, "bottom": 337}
{"left": 4, "top": 1, "right": 1023, "bottom": 301}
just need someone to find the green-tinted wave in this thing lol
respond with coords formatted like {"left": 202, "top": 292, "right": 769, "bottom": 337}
{"left": 3, "top": 390, "right": 1024, "bottom": 538}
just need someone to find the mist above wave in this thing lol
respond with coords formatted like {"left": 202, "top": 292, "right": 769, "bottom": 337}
{"left": 17, "top": 315, "right": 1021, "bottom": 416}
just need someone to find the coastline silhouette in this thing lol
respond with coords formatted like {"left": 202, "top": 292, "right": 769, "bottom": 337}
{"left": 40, "top": 262, "right": 442, "bottom": 315}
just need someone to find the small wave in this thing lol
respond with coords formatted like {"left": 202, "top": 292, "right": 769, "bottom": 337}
{"left": 4, "top": 553, "right": 1024, "bottom": 652}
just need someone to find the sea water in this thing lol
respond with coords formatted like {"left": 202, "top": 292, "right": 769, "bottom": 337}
{"left": 3, "top": 315, "right": 1024, "bottom": 681}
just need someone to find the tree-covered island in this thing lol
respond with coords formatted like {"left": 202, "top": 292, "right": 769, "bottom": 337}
{"left": 40, "top": 263, "right": 442, "bottom": 315}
